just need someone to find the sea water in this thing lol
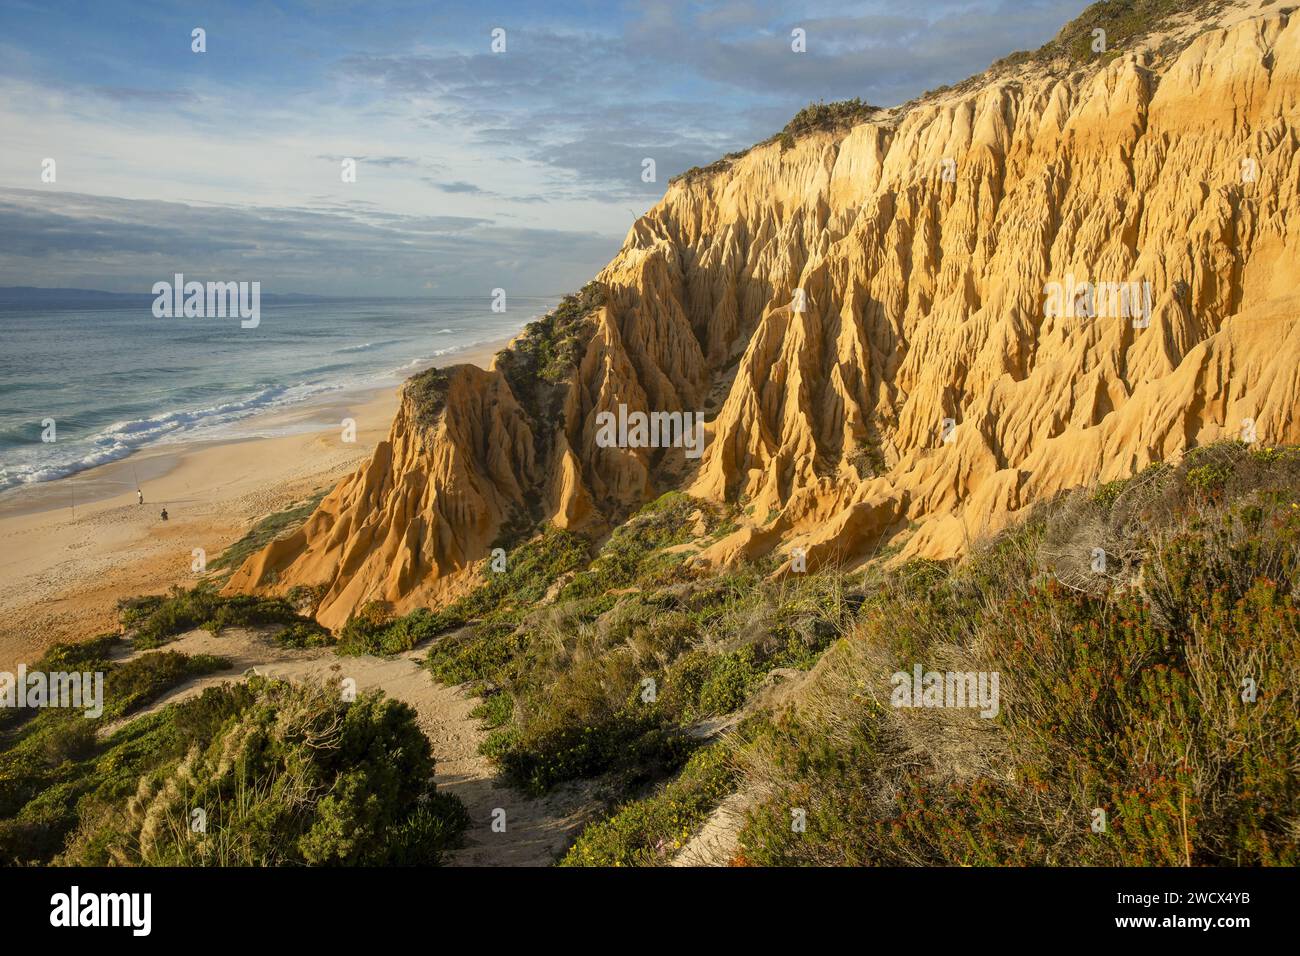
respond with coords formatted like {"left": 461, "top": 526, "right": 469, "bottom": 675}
{"left": 0, "top": 294, "right": 554, "bottom": 494}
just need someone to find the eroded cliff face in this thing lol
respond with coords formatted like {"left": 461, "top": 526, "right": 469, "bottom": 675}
{"left": 227, "top": 2, "right": 1300, "bottom": 629}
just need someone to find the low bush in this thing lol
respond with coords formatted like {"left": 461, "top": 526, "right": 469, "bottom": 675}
{"left": 732, "top": 442, "right": 1300, "bottom": 866}
{"left": 0, "top": 638, "right": 232, "bottom": 863}
{"left": 58, "top": 677, "right": 467, "bottom": 866}
{"left": 422, "top": 494, "right": 858, "bottom": 798}
{"left": 561, "top": 742, "right": 739, "bottom": 866}
{"left": 118, "top": 584, "right": 312, "bottom": 649}
{"left": 207, "top": 492, "right": 327, "bottom": 574}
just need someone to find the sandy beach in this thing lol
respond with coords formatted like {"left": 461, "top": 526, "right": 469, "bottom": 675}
{"left": 0, "top": 338, "right": 509, "bottom": 672}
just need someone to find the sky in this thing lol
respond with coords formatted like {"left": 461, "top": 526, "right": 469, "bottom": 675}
{"left": 0, "top": 0, "right": 1087, "bottom": 296}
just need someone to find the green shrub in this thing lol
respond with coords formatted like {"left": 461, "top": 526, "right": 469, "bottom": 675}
{"left": 60, "top": 678, "right": 467, "bottom": 866}
{"left": 383, "top": 792, "right": 472, "bottom": 866}
{"left": 696, "top": 646, "right": 765, "bottom": 716}
{"left": 1046, "top": 0, "right": 1218, "bottom": 63}
{"left": 469, "top": 691, "right": 514, "bottom": 729}
{"left": 208, "top": 492, "right": 327, "bottom": 574}
{"left": 275, "top": 620, "right": 333, "bottom": 649}
{"left": 103, "top": 651, "right": 231, "bottom": 720}
{"left": 0, "top": 643, "right": 232, "bottom": 864}
{"left": 781, "top": 99, "right": 881, "bottom": 138}
{"left": 337, "top": 600, "right": 397, "bottom": 655}
{"left": 427, "top": 623, "right": 526, "bottom": 686}
{"left": 39, "top": 720, "right": 98, "bottom": 767}
{"left": 562, "top": 743, "right": 738, "bottom": 866}
{"left": 407, "top": 365, "right": 451, "bottom": 432}
{"left": 499, "top": 282, "right": 606, "bottom": 391}
{"left": 732, "top": 444, "right": 1300, "bottom": 866}
{"left": 495, "top": 708, "right": 696, "bottom": 796}
{"left": 118, "top": 585, "right": 309, "bottom": 649}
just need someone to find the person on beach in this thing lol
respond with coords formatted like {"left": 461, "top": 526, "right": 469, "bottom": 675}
{"left": 160, "top": 508, "right": 168, "bottom": 521}
{"left": 137, "top": 489, "right": 144, "bottom": 505}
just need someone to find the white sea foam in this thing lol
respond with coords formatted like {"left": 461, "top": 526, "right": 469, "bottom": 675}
{"left": 0, "top": 382, "right": 339, "bottom": 492}
{"left": 335, "top": 339, "right": 402, "bottom": 353}
{"left": 0, "top": 296, "right": 555, "bottom": 497}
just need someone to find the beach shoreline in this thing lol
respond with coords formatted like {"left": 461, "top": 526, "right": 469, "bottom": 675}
{"left": 0, "top": 337, "right": 510, "bottom": 672}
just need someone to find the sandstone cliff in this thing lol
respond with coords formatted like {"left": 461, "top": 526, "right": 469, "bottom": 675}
{"left": 226, "top": 0, "right": 1300, "bottom": 629}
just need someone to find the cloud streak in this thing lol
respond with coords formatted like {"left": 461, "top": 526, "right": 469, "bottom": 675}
{"left": 0, "top": 0, "right": 1089, "bottom": 293}
{"left": 0, "top": 188, "right": 622, "bottom": 296}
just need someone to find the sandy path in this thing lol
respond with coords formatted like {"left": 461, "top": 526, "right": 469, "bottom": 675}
{"left": 108, "top": 627, "right": 597, "bottom": 867}
{"left": 670, "top": 666, "right": 816, "bottom": 867}
{"left": 671, "top": 791, "right": 751, "bottom": 866}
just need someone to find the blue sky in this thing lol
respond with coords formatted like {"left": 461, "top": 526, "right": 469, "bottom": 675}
{"left": 0, "top": 0, "right": 1086, "bottom": 296}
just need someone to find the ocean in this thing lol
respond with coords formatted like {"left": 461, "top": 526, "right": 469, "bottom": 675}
{"left": 0, "top": 294, "right": 555, "bottom": 494}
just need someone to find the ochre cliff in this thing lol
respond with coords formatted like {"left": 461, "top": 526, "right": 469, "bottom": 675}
{"left": 227, "top": 0, "right": 1300, "bottom": 629}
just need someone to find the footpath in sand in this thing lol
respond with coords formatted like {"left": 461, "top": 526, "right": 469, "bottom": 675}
{"left": 106, "top": 626, "right": 598, "bottom": 867}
